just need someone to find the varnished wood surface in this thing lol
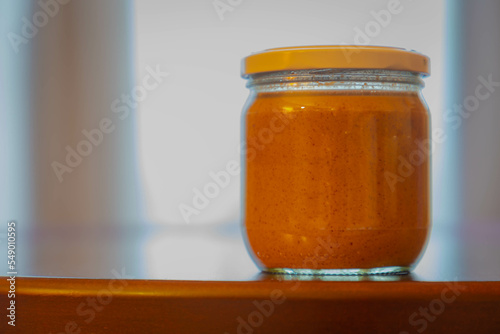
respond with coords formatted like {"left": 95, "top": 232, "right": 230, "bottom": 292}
{"left": 0, "top": 222, "right": 499, "bottom": 333}
{"left": 1, "top": 277, "right": 500, "bottom": 333}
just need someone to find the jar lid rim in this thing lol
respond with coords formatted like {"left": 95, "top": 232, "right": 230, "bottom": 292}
{"left": 241, "top": 45, "right": 430, "bottom": 77}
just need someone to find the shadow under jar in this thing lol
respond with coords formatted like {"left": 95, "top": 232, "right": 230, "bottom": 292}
{"left": 241, "top": 46, "right": 431, "bottom": 275}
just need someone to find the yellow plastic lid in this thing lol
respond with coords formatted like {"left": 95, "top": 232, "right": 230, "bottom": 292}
{"left": 241, "top": 45, "right": 430, "bottom": 77}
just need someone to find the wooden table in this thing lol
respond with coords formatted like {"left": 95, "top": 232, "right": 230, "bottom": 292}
{"left": 1, "top": 222, "right": 500, "bottom": 333}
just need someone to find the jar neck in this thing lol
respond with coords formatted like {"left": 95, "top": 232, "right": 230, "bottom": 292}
{"left": 246, "top": 69, "right": 424, "bottom": 93}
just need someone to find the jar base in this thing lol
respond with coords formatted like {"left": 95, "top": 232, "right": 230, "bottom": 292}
{"left": 263, "top": 266, "right": 411, "bottom": 276}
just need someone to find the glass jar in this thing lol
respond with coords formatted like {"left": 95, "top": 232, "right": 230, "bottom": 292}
{"left": 241, "top": 46, "right": 431, "bottom": 275}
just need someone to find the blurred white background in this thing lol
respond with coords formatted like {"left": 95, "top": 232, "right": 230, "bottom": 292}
{"left": 134, "top": 0, "right": 445, "bottom": 226}
{"left": 2, "top": 0, "right": 500, "bottom": 280}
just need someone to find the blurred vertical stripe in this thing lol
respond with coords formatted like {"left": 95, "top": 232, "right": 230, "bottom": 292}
{"left": 1, "top": 0, "right": 145, "bottom": 277}
{"left": 461, "top": 0, "right": 500, "bottom": 224}
{"left": 0, "top": 0, "right": 34, "bottom": 274}
{"left": 29, "top": 0, "right": 143, "bottom": 227}
{"left": 436, "top": 0, "right": 464, "bottom": 227}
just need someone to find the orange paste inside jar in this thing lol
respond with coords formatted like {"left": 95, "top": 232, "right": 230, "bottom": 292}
{"left": 244, "top": 90, "right": 430, "bottom": 270}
